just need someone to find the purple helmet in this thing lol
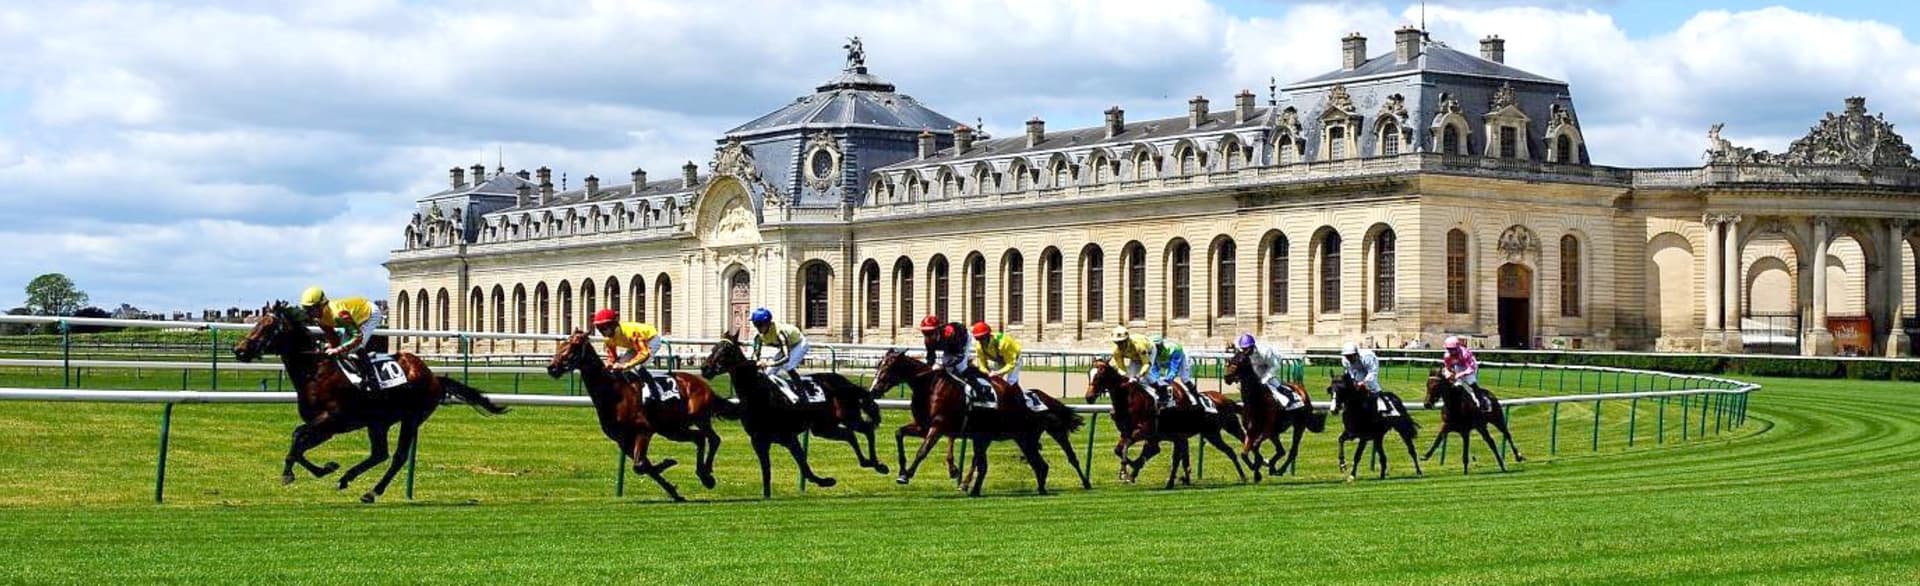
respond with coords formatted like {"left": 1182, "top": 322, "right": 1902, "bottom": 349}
{"left": 1235, "top": 333, "right": 1256, "bottom": 349}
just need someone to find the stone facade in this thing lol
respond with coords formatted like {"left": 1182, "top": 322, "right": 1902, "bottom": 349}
{"left": 387, "top": 32, "right": 1920, "bottom": 356}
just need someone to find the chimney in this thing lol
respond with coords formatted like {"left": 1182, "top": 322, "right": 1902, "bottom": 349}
{"left": 1342, "top": 32, "right": 1368, "bottom": 70}
{"left": 1480, "top": 35, "right": 1505, "bottom": 63}
{"left": 470, "top": 163, "right": 486, "bottom": 184}
{"left": 954, "top": 125, "right": 975, "bottom": 153}
{"left": 917, "top": 129, "right": 937, "bottom": 159}
{"left": 536, "top": 166, "right": 553, "bottom": 204}
{"left": 1234, "top": 90, "right": 1256, "bottom": 124}
{"left": 516, "top": 184, "right": 531, "bottom": 208}
{"left": 584, "top": 175, "right": 600, "bottom": 198}
{"left": 631, "top": 167, "right": 648, "bottom": 189}
{"left": 1025, "top": 117, "right": 1045, "bottom": 148}
{"left": 1104, "top": 106, "right": 1125, "bottom": 138}
{"left": 682, "top": 161, "right": 698, "bottom": 188}
{"left": 1188, "top": 95, "right": 1209, "bottom": 129}
{"left": 515, "top": 169, "right": 531, "bottom": 180}
{"left": 450, "top": 167, "right": 465, "bottom": 189}
{"left": 1394, "top": 26, "right": 1422, "bottom": 64}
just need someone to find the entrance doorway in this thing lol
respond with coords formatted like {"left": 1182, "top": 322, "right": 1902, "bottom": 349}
{"left": 1497, "top": 263, "right": 1532, "bottom": 349}
{"left": 729, "top": 271, "right": 752, "bottom": 336}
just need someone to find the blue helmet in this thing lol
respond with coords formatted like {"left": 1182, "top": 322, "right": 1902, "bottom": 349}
{"left": 1235, "top": 333, "right": 1257, "bottom": 350}
{"left": 750, "top": 307, "right": 773, "bottom": 324}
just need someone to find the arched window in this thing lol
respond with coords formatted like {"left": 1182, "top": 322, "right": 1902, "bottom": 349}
{"left": 1276, "top": 136, "right": 1296, "bottom": 165}
{"left": 1447, "top": 229, "right": 1469, "bottom": 314}
{"left": 894, "top": 258, "right": 915, "bottom": 327}
{"left": 1373, "top": 229, "right": 1396, "bottom": 312}
{"left": 1133, "top": 152, "right": 1155, "bottom": 180}
{"left": 630, "top": 275, "right": 646, "bottom": 323}
{"left": 513, "top": 285, "right": 527, "bottom": 333}
{"left": 1083, "top": 245, "right": 1106, "bottom": 322}
{"left": 605, "top": 277, "right": 621, "bottom": 321}
{"left": 1170, "top": 241, "right": 1191, "bottom": 319}
{"left": 1328, "top": 126, "right": 1347, "bottom": 160}
{"left": 1125, "top": 243, "right": 1147, "bottom": 321}
{"left": 1556, "top": 134, "right": 1574, "bottom": 164}
{"left": 1179, "top": 147, "right": 1198, "bottom": 176}
{"left": 1319, "top": 232, "right": 1342, "bottom": 314}
{"left": 492, "top": 285, "right": 506, "bottom": 333}
{"left": 581, "top": 279, "right": 597, "bottom": 325}
{"left": 1216, "top": 239, "right": 1237, "bottom": 317}
{"left": 1560, "top": 235, "right": 1582, "bottom": 317}
{"left": 436, "top": 289, "right": 451, "bottom": 330}
{"left": 535, "top": 283, "right": 551, "bottom": 334}
{"left": 469, "top": 287, "right": 485, "bottom": 331}
{"left": 1222, "top": 141, "right": 1244, "bottom": 171}
{"left": 415, "top": 290, "right": 430, "bottom": 333}
{"left": 655, "top": 275, "right": 673, "bottom": 333}
{"left": 1052, "top": 161, "right": 1071, "bottom": 188}
{"left": 1043, "top": 249, "right": 1063, "bottom": 323}
{"left": 930, "top": 255, "right": 950, "bottom": 320}
{"left": 558, "top": 282, "right": 574, "bottom": 333}
{"left": 967, "top": 254, "right": 987, "bottom": 324}
{"left": 1379, "top": 122, "right": 1400, "bottom": 156}
{"left": 1267, "top": 234, "right": 1289, "bottom": 315}
{"left": 1442, "top": 125, "right": 1461, "bottom": 155}
{"left": 1499, "top": 126, "right": 1518, "bottom": 158}
{"left": 1004, "top": 251, "right": 1025, "bottom": 325}
{"left": 941, "top": 171, "right": 959, "bottom": 198}
{"left": 862, "top": 261, "right": 880, "bottom": 329}
{"left": 1091, "top": 156, "right": 1111, "bottom": 183}
{"left": 803, "top": 263, "right": 831, "bottom": 329}
{"left": 973, "top": 167, "right": 995, "bottom": 195}
{"left": 1010, "top": 163, "right": 1031, "bottom": 191}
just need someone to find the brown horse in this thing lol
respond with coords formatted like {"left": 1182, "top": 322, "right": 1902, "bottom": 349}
{"left": 869, "top": 349, "right": 1088, "bottom": 495}
{"left": 1085, "top": 360, "right": 1247, "bottom": 488}
{"left": 1222, "top": 347, "right": 1325, "bottom": 482}
{"left": 1421, "top": 369, "right": 1525, "bottom": 474}
{"left": 546, "top": 330, "right": 738, "bottom": 501}
{"left": 1327, "top": 374, "right": 1421, "bottom": 481}
{"left": 699, "top": 331, "right": 887, "bottom": 498}
{"left": 232, "top": 302, "right": 508, "bottom": 503}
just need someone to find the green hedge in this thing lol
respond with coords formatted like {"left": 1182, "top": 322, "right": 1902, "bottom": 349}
{"left": 1360, "top": 349, "right": 1920, "bottom": 381}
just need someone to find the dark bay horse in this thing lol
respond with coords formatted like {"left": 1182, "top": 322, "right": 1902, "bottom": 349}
{"left": 699, "top": 331, "right": 886, "bottom": 498}
{"left": 232, "top": 302, "right": 508, "bottom": 503}
{"left": 1086, "top": 360, "right": 1247, "bottom": 488}
{"left": 1327, "top": 374, "right": 1420, "bottom": 482}
{"left": 1222, "top": 347, "right": 1325, "bottom": 482}
{"left": 869, "top": 350, "right": 1088, "bottom": 495}
{"left": 546, "top": 330, "right": 739, "bottom": 501}
{"left": 1421, "top": 370, "right": 1525, "bottom": 474}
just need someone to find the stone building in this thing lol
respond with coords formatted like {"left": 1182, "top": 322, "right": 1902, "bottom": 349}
{"left": 387, "top": 30, "right": 1920, "bottom": 356}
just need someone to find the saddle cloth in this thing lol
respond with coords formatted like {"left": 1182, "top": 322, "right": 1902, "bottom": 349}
{"left": 1269, "top": 384, "right": 1307, "bottom": 411}
{"left": 772, "top": 375, "right": 827, "bottom": 405}
{"left": 339, "top": 353, "right": 408, "bottom": 390}
{"left": 617, "top": 371, "right": 682, "bottom": 402}
{"left": 1021, "top": 389, "right": 1047, "bottom": 412}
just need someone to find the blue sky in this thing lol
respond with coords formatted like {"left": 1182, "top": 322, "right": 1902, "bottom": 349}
{"left": 0, "top": 1, "right": 1915, "bottom": 313}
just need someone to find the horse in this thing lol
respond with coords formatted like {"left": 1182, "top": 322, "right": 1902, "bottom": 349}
{"left": 1222, "top": 347, "right": 1325, "bottom": 482}
{"left": 869, "top": 349, "right": 1089, "bottom": 495}
{"left": 231, "top": 301, "right": 508, "bottom": 503}
{"left": 545, "top": 330, "right": 739, "bottom": 501}
{"left": 1327, "top": 374, "right": 1421, "bottom": 481}
{"left": 1085, "top": 360, "right": 1247, "bottom": 488}
{"left": 698, "top": 330, "right": 887, "bottom": 498}
{"left": 1421, "top": 369, "right": 1525, "bottom": 474}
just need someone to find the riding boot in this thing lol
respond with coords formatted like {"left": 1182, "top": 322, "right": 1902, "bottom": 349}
{"left": 355, "top": 351, "right": 379, "bottom": 397}
{"left": 635, "top": 366, "right": 660, "bottom": 403}
{"left": 1471, "top": 383, "right": 1491, "bottom": 412}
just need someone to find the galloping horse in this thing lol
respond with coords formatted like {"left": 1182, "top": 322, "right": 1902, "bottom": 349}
{"left": 1421, "top": 370, "right": 1525, "bottom": 474}
{"left": 1085, "top": 360, "right": 1247, "bottom": 488}
{"left": 546, "top": 330, "right": 737, "bottom": 501}
{"left": 1222, "top": 347, "right": 1325, "bottom": 481}
{"left": 1327, "top": 374, "right": 1421, "bottom": 481}
{"left": 869, "top": 350, "right": 1088, "bottom": 495}
{"left": 232, "top": 302, "right": 508, "bottom": 503}
{"left": 699, "top": 331, "right": 886, "bottom": 498}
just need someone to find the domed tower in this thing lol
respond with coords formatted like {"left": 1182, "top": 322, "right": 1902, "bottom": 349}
{"left": 720, "top": 37, "right": 963, "bottom": 211}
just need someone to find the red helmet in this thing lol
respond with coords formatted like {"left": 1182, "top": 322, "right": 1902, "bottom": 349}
{"left": 592, "top": 308, "right": 619, "bottom": 326}
{"left": 918, "top": 315, "right": 943, "bottom": 333}
{"left": 970, "top": 322, "right": 991, "bottom": 338}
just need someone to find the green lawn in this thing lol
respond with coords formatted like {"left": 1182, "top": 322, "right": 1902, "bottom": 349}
{"left": 0, "top": 372, "right": 1912, "bottom": 584}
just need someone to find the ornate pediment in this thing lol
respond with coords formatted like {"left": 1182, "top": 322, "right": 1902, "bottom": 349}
{"left": 710, "top": 137, "right": 789, "bottom": 207}
{"left": 1377, "top": 93, "right": 1408, "bottom": 123}
{"left": 802, "top": 131, "right": 843, "bottom": 193}
{"left": 1546, "top": 104, "right": 1576, "bottom": 136}
{"left": 1319, "top": 84, "right": 1357, "bottom": 121}
{"left": 1276, "top": 107, "right": 1301, "bottom": 134}
{"left": 1489, "top": 83, "right": 1518, "bottom": 112}
{"left": 1497, "top": 225, "right": 1540, "bottom": 260}
{"left": 1438, "top": 92, "right": 1462, "bottom": 116}
{"left": 1707, "top": 98, "right": 1918, "bottom": 168}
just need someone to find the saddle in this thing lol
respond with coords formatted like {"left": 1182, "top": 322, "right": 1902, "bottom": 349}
{"left": 616, "top": 370, "right": 682, "bottom": 403}
{"left": 956, "top": 374, "right": 997, "bottom": 409}
{"left": 338, "top": 353, "right": 407, "bottom": 392}
{"left": 771, "top": 375, "right": 827, "bottom": 407}
{"left": 1268, "top": 383, "right": 1307, "bottom": 411}
{"left": 1157, "top": 383, "right": 1216, "bottom": 414}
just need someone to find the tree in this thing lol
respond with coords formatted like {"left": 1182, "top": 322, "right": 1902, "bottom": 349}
{"left": 24, "top": 274, "right": 88, "bottom": 317}
{"left": 70, "top": 306, "right": 115, "bottom": 334}
{"left": 0, "top": 307, "right": 29, "bottom": 336}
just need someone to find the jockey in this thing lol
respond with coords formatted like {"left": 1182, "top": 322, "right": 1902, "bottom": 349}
{"left": 1340, "top": 342, "right": 1396, "bottom": 416}
{"left": 593, "top": 309, "right": 667, "bottom": 402}
{"left": 1146, "top": 335, "right": 1197, "bottom": 405}
{"left": 748, "top": 308, "right": 810, "bottom": 399}
{"left": 970, "top": 322, "right": 1022, "bottom": 387}
{"left": 1442, "top": 335, "right": 1492, "bottom": 411}
{"left": 922, "top": 316, "right": 989, "bottom": 404}
{"left": 1236, "top": 333, "right": 1303, "bottom": 411}
{"left": 1110, "top": 326, "right": 1165, "bottom": 407}
{"left": 300, "top": 286, "right": 383, "bottom": 395}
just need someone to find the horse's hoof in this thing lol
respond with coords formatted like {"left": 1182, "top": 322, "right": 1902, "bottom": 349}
{"left": 873, "top": 463, "right": 891, "bottom": 475}
{"left": 698, "top": 473, "right": 717, "bottom": 489}
{"left": 316, "top": 463, "right": 339, "bottom": 478}
{"left": 813, "top": 477, "right": 837, "bottom": 488}
{"left": 336, "top": 480, "right": 351, "bottom": 491}
{"left": 1344, "top": 475, "right": 1356, "bottom": 483}
{"left": 895, "top": 475, "right": 911, "bottom": 485}
{"left": 281, "top": 473, "right": 296, "bottom": 486}
{"left": 360, "top": 492, "right": 377, "bottom": 504}
{"left": 670, "top": 494, "right": 688, "bottom": 503}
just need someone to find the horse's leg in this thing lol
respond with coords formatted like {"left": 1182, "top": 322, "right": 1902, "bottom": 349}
{"left": 1203, "top": 429, "right": 1247, "bottom": 482}
{"left": 967, "top": 436, "right": 991, "bottom": 497}
{"left": 1496, "top": 413, "right": 1528, "bottom": 462}
{"left": 632, "top": 432, "right": 685, "bottom": 502}
{"left": 1477, "top": 425, "right": 1508, "bottom": 472}
{"left": 1282, "top": 424, "right": 1306, "bottom": 477}
{"left": 1016, "top": 433, "right": 1049, "bottom": 495}
{"left": 1337, "top": 434, "right": 1350, "bottom": 474}
{"left": 779, "top": 434, "right": 837, "bottom": 489}
{"left": 893, "top": 425, "right": 911, "bottom": 478}
{"left": 752, "top": 434, "right": 774, "bottom": 499}
{"left": 1423, "top": 422, "right": 1449, "bottom": 461}
{"left": 1347, "top": 438, "right": 1367, "bottom": 482}
{"left": 1133, "top": 439, "right": 1162, "bottom": 486}
{"left": 816, "top": 424, "right": 876, "bottom": 473}
{"left": 1179, "top": 438, "right": 1193, "bottom": 486}
{"left": 1375, "top": 437, "right": 1390, "bottom": 479}
{"left": 1242, "top": 432, "right": 1264, "bottom": 483}
{"left": 1459, "top": 428, "right": 1473, "bottom": 475}
{"left": 897, "top": 426, "right": 944, "bottom": 485}
{"left": 335, "top": 424, "right": 390, "bottom": 489}
{"left": 1163, "top": 440, "right": 1185, "bottom": 489}
{"left": 946, "top": 436, "right": 961, "bottom": 481}
{"left": 363, "top": 421, "right": 418, "bottom": 503}
{"left": 1401, "top": 426, "right": 1424, "bottom": 476}
{"left": 1113, "top": 436, "right": 1136, "bottom": 483}
{"left": 696, "top": 424, "right": 721, "bottom": 489}
{"left": 862, "top": 423, "right": 889, "bottom": 475}
{"left": 1048, "top": 427, "right": 1091, "bottom": 489}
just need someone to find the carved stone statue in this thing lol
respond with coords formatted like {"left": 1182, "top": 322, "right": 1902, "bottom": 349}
{"left": 1324, "top": 84, "right": 1355, "bottom": 115}
{"left": 1775, "top": 97, "right": 1917, "bottom": 168}
{"left": 843, "top": 36, "right": 866, "bottom": 72}
{"left": 1704, "top": 123, "right": 1774, "bottom": 164}
{"left": 1489, "top": 83, "right": 1518, "bottom": 112}
{"left": 1497, "top": 224, "right": 1540, "bottom": 260}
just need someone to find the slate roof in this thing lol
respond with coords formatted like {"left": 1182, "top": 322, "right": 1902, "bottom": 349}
{"left": 1288, "top": 42, "right": 1563, "bottom": 89}
{"left": 726, "top": 67, "right": 963, "bottom": 137}
{"left": 487, "top": 175, "right": 708, "bottom": 215}
{"left": 884, "top": 108, "right": 1271, "bottom": 170}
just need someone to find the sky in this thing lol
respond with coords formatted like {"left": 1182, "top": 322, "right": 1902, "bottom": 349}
{"left": 0, "top": 0, "right": 1916, "bottom": 313}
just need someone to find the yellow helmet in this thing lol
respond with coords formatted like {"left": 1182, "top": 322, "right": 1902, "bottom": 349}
{"left": 1109, "top": 326, "right": 1131, "bottom": 343}
{"left": 300, "top": 287, "right": 328, "bottom": 308}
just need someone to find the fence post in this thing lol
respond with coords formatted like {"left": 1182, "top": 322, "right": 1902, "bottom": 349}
{"left": 1627, "top": 397, "right": 1638, "bottom": 448}
{"left": 616, "top": 450, "right": 627, "bottom": 497}
{"left": 1549, "top": 402, "right": 1559, "bottom": 455}
{"left": 1658, "top": 396, "right": 1668, "bottom": 444}
{"left": 1714, "top": 393, "right": 1724, "bottom": 434}
{"left": 1083, "top": 413, "right": 1098, "bottom": 480}
{"left": 155, "top": 402, "right": 175, "bottom": 503}
{"left": 1681, "top": 395, "right": 1690, "bottom": 441}
{"left": 60, "top": 319, "right": 72, "bottom": 389}
{"left": 1591, "top": 399, "right": 1602, "bottom": 452}
{"left": 1698, "top": 392, "right": 1709, "bottom": 438}
{"left": 209, "top": 326, "right": 220, "bottom": 391}
{"left": 460, "top": 335, "right": 472, "bottom": 383}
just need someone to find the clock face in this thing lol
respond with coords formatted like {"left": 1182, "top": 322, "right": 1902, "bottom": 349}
{"left": 809, "top": 149, "right": 834, "bottom": 180}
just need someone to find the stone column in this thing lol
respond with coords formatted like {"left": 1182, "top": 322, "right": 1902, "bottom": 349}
{"left": 1702, "top": 215, "right": 1724, "bottom": 333}
{"left": 1888, "top": 219, "right": 1911, "bottom": 357}
{"left": 1721, "top": 215, "right": 1743, "bottom": 350}
{"left": 1806, "top": 217, "right": 1834, "bottom": 355}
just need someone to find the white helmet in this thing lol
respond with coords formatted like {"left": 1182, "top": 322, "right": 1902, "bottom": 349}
{"left": 1340, "top": 342, "right": 1359, "bottom": 356}
{"left": 1443, "top": 335, "right": 1463, "bottom": 350}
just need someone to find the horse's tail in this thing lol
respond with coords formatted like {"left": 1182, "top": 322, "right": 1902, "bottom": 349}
{"left": 437, "top": 376, "right": 510, "bottom": 415}
{"left": 1040, "top": 393, "right": 1084, "bottom": 433}
{"left": 711, "top": 394, "right": 744, "bottom": 420}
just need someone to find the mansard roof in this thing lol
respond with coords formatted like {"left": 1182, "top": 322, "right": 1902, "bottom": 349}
{"left": 486, "top": 175, "right": 706, "bottom": 215}
{"left": 1289, "top": 41, "right": 1563, "bottom": 89}
{"left": 725, "top": 66, "right": 963, "bottom": 138}
{"left": 422, "top": 170, "right": 534, "bottom": 200}
{"left": 884, "top": 108, "right": 1271, "bottom": 171}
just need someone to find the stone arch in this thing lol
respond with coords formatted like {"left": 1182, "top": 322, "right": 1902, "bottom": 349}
{"left": 1827, "top": 233, "right": 1869, "bottom": 317}
{"left": 866, "top": 174, "right": 895, "bottom": 205}
{"left": 969, "top": 162, "right": 996, "bottom": 195}
{"left": 1125, "top": 143, "right": 1161, "bottom": 180}
{"left": 1259, "top": 229, "right": 1291, "bottom": 318}
{"left": 1083, "top": 148, "right": 1117, "bottom": 184}
{"left": 1310, "top": 226, "right": 1343, "bottom": 315}
{"left": 1645, "top": 232, "right": 1697, "bottom": 339}
{"left": 1044, "top": 152, "right": 1076, "bottom": 188}
{"left": 1170, "top": 138, "right": 1205, "bottom": 176}
{"left": 1362, "top": 223, "right": 1398, "bottom": 314}
{"left": 798, "top": 260, "right": 833, "bottom": 330}
{"left": 932, "top": 165, "right": 962, "bottom": 199}
{"left": 1216, "top": 134, "right": 1248, "bottom": 171}
{"left": 1164, "top": 237, "right": 1193, "bottom": 321}
{"left": 1006, "top": 158, "right": 1034, "bottom": 191}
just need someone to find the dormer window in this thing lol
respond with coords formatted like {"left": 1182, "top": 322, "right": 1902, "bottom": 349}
{"left": 1499, "top": 126, "right": 1518, "bottom": 158}
{"left": 1328, "top": 126, "right": 1347, "bottom": 160}
{"left": 1442, "top": 126, "right": 1460, "bottom": 154}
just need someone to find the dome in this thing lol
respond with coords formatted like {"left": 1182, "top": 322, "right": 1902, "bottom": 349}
{"left": 725, "top": 64, "right": 961, "bottom": 139}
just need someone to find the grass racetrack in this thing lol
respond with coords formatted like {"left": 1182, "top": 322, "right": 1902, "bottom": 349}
{"left": 0, "top": 372, "right": 1914, "bottom": 584}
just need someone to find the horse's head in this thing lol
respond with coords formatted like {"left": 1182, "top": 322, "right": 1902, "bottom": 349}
{"left": 1084, "top": 359, "right": 1126, "bottom": 404}
{"left": 700, "top": 330, "right": 747, "bottom": 379}
{"left": 1327, "top": 373, "right": 1358, "bottom": 403}
{"left": 868, "top": 348, "right": 921, "bottom": 397}
{"left": 547, "top": 330, "right": 594, "bottom": 379}
{"left": 1222, "top": 346, "right": 1251, "bottom": 386}
{"left": 1423, "top": 368, "right": 1446, "bottom": 409}
{"left": 232, "top": 301, "right": 304, "bottom": 363}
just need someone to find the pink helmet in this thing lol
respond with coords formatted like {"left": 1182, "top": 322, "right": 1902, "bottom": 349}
{"left": 1443, "top": 335, "right": 1462, "bottom": 350}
